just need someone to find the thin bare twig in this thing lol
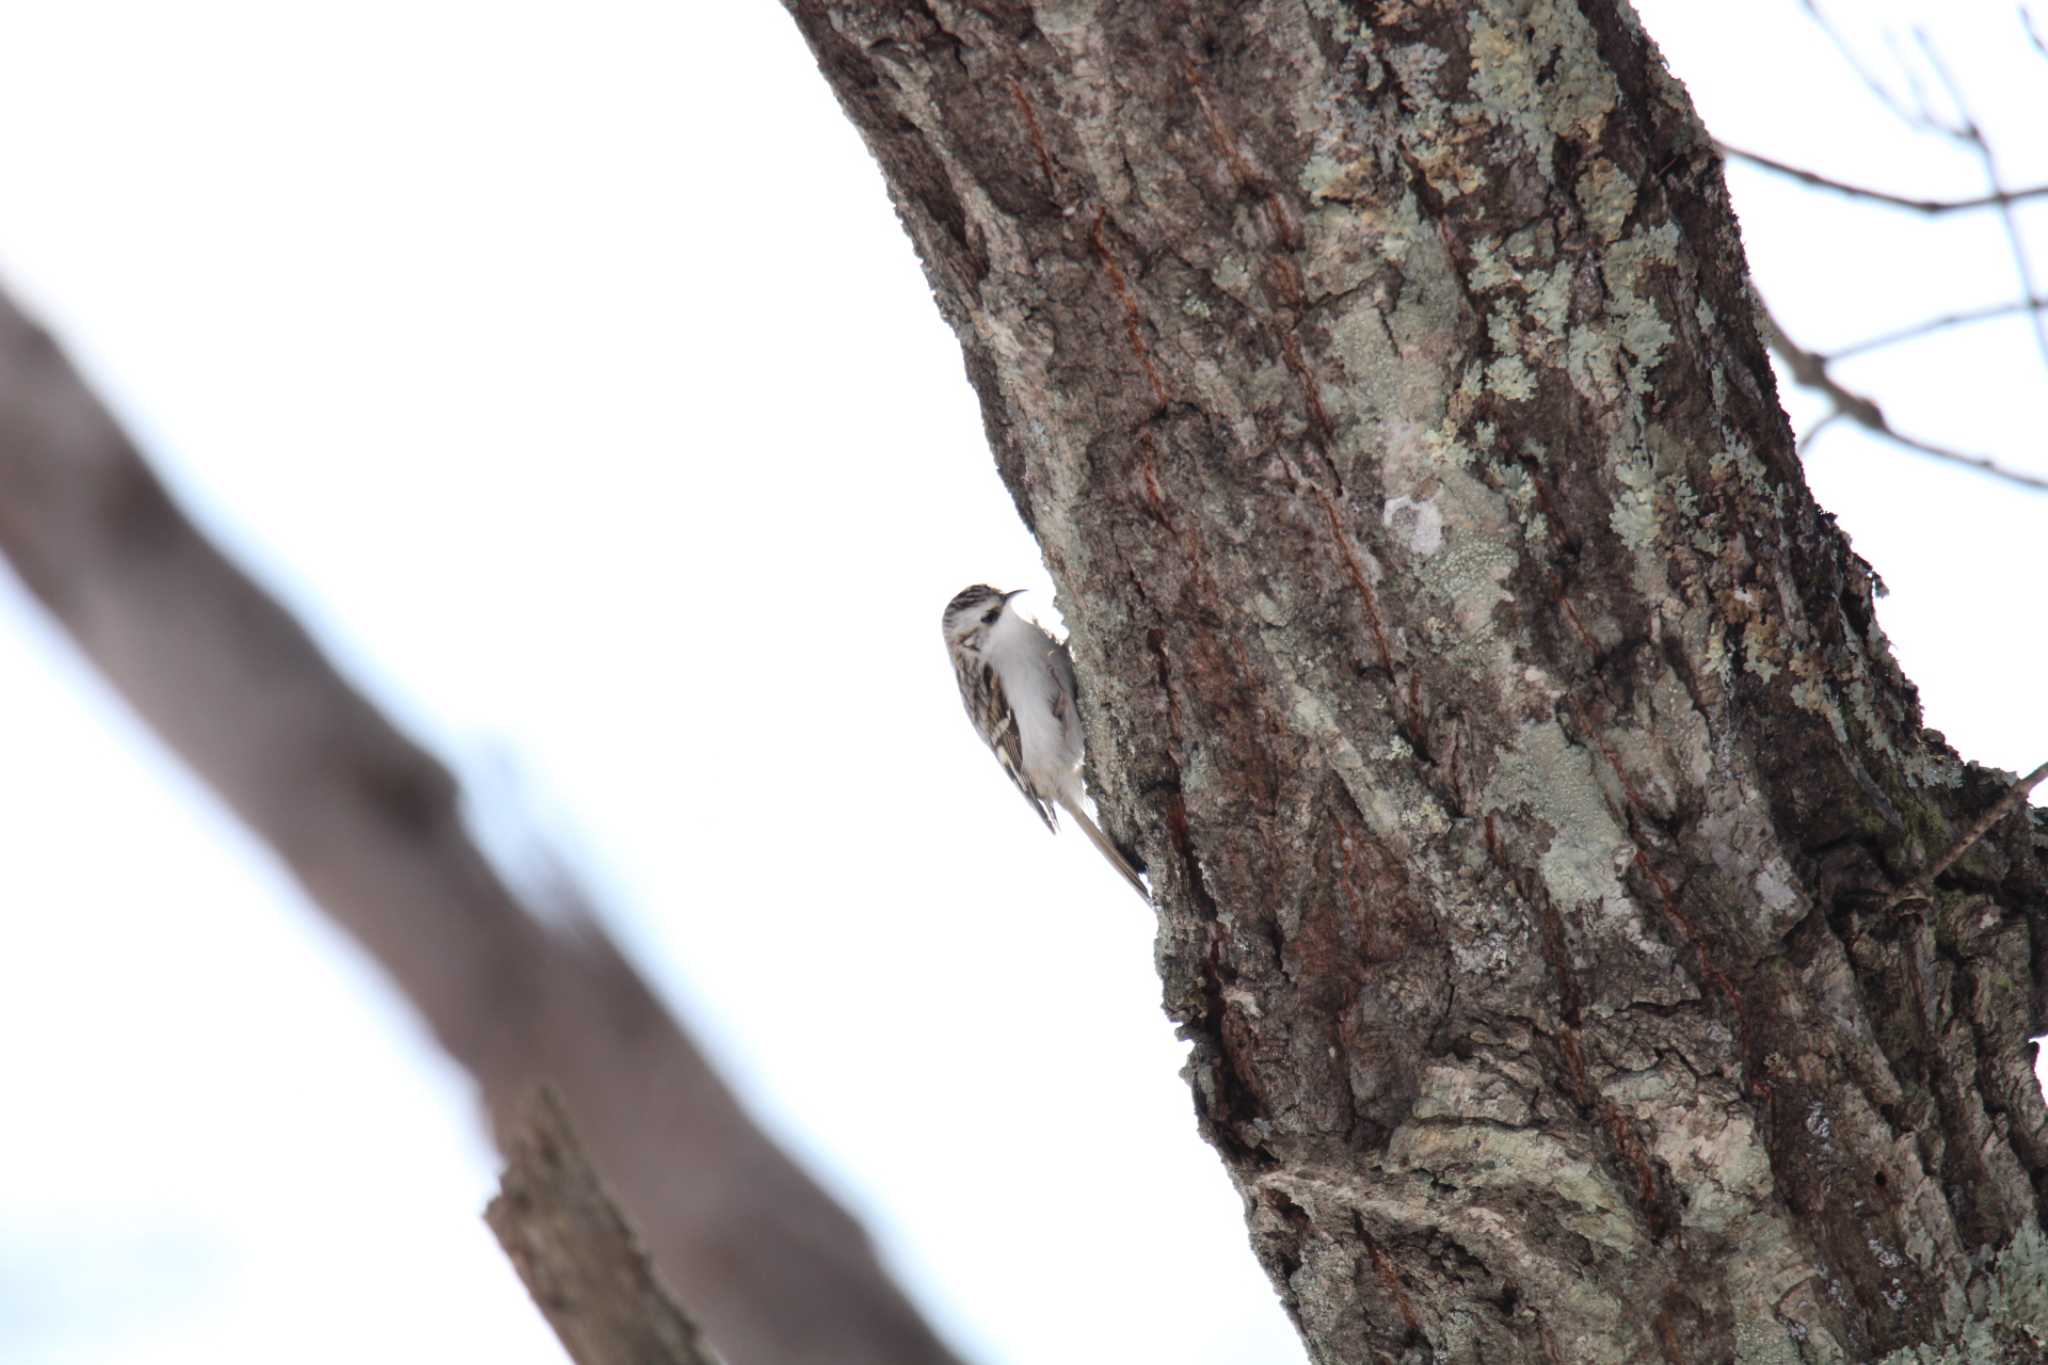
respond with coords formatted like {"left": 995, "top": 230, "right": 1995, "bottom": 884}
{"left": 1796, "top": 407, "right": 1843, "bottom": 453}
{"left": 1883, "top": 760, "right": 2048, "bottom": 911}
{"left": 1718, "top": 144, "right": 2048, "bottom": 215}
{"left": 1824, "top": 295, "right": 2048, "bottom": 360}
{"left": 1779, "top": 8, "right": 2048, "bottom": 428}
{"left": 1798, "top": 1, "right": 1938, "bottom": 132}
{"left": 1760, "top": 303, "right": 2048, "bottom": 491}
{"left": 1915, "top": 30, "right": 2048, "bottom": 369}
{"left": 1891, "top": 28, "right": 1971, "bottom": 140}
{"left": 488, "top": 1088, "right": 722, "bottom": 1365}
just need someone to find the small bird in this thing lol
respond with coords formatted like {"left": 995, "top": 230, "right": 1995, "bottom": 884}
{"left": 942, "top": 584, "right": 1149, "bottom": 902}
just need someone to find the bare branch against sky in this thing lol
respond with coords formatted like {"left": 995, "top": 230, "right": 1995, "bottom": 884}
{"left": 1740, "top": 5, "right": 2048, "bottom": 484}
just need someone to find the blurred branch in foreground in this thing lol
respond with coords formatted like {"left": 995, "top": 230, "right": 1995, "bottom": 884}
{"left": 1912, "top": 28, "right": 2048, "bottom": 368}
{"left": 1822, "top": 294, "right": 2048, "bottom": 360}
{"left": 0, "top": 286, "right": 965, "bottom": 1365}
{"left": 1759, "top": 300, "right": 2048, "bottom": 490}
{"left": 1719, "top": 143, "right": 2048, "bottom": 215}
{"left": 1725, "top": 6, "right": 2048, "bottom": 486}
{"left": 488, "top": 1088, "right": 720, "bottom": 1365}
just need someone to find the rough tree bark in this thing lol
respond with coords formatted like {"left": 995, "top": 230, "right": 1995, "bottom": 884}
{"left": 780, "top": 2, "right": 2048, "bottom": 1361}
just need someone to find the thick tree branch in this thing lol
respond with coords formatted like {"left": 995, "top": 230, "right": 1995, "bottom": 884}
{"left": 488, "top": 1088, "right": 720, "bottom": 1365}
{"left": 0, "top": 286, "right": 962, "bottom": 1365}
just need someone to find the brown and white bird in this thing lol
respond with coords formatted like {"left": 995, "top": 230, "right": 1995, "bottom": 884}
{"left": 941, "top": 585, "right": 1148, "bottom": 902}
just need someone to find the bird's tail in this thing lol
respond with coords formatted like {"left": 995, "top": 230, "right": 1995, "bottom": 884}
{"left": 1057, "top": 792, "right": 1150, "bottom": 904}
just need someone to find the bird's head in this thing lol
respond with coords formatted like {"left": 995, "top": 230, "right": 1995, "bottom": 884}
{"left": 942, "top": 584, "right": 1024, "bottom": 651}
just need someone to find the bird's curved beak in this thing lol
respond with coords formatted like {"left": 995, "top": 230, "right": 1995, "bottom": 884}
{"left": 1001, "top": 589, "right": 1027, "bottom": 603}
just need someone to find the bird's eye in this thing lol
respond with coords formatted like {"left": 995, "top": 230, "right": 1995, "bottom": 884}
{"left": 983, "top": 609, "right": 1000, "bottom": 624}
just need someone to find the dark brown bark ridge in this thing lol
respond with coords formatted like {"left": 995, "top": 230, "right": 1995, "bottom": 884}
{"left": 780, "top": 2, "right": 2048, "bottom": 1360}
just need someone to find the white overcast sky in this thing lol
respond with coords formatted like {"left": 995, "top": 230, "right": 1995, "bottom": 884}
{"left": 0, "top": 4, "right": 2042, "bottom": 1364}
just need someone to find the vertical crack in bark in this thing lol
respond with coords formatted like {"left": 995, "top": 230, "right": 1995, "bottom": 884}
{"left": 1090, "top": 213, "right": 1172, "bottom": 409}
{"left": 1005, "top": 77, "right": 1062, "bottom": 201}
{"left": 1357, "top": 1215, "right": 1429, "bottom": 1354}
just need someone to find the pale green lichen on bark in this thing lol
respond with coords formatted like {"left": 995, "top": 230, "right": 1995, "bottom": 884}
{"left": 1874, "top": 1222, "right": 2048, "bottom": 1364}
{"left": 1483, "top": 720, "right": 1633, "bottom": 913}
{"left": 1642, "top": 1093, "right": 1774, "bottom": 1233}
{"left": 1383, "top": 41, "right": 1456, "bottom": 157}
{"left": 1411, "top": 1059, "right": 1537, "bottom": 1125}
{"left": 1419, "top": 416, "right": 1478, "bottom": 468}
{"left": 1280, "top": 665, "right": 1408, "bottom": 841}
{"left": 1465, "top": 0, "right": 1617, "bottom": 178}
{"left": 1297, "top": 0, "right": 1367, "bottom": 49}
{"left": 1601, "top": 221, "right": 1683, "bottom": 392}
{"left": 1465, "top": 236, "right": 1516, "bottom": 293}
{"left": 1407, "top": 511, "right": 1521, "bottom": 656}
{"left": 1609, "top": 455, "right": 1661, "bottom": 550}
{"left": 1524, "top": 261, "right": 1574, "bottom": 338}
{"left": 1575, "top": 157, "right": 1639, "bottom": 243}
{"left": 1389, "top": 1121, "right": 1642, "bottom": 1252}
{"left": 1485, "top": 308, "right": 1539, "bottom": 398}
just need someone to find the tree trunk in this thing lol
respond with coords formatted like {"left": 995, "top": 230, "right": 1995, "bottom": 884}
{"left": 779, "top": 2, "right": 2048, "bottom": 1360}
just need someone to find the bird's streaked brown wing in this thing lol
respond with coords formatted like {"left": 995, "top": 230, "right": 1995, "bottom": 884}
{"left": 953, "top": 653, "right": 1058, "bottom": 832}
